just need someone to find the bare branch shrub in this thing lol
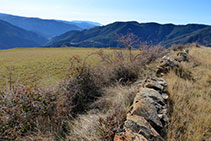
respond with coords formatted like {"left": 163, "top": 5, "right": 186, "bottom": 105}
{"left": 119, "top": 33, "right": 140, "bottom": 62}
{"left": 137, "top": 45, "right": 167, "bottom": 64}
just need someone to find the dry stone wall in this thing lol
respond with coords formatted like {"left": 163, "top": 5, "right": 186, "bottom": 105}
{"left": 114, "top": 50, "right": 189, "bottom": 141}
{"left": 156, "top": 50, "right": 189, "bottom": 77}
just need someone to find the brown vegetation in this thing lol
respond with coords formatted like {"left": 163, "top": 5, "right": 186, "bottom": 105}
{"left": 0, "top": 45, "right": 166, "bottom": 140}
{"left": 1, "top": 44, "right": 210, "bottom": 141}
{"left": 165, "top": 46, "right": 211, "bottom": 141}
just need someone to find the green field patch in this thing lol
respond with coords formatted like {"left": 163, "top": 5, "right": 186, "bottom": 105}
{"left": 0, "top": 47, "right": 135, "bottom": 88}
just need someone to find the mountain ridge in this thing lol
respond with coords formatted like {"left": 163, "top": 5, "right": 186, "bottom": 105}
{"left": 0, "top": 19, "right": 48, "bottom": 49}
{"left": 0, "top": 13, "right": 101, "bottom": 39}
{"left": 48, "top": 21, "right": 211, "bottom": 48}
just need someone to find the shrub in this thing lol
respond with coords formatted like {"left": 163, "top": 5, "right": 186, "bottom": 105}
{"left": 68, "top": 84, "right": 137, "bottom": 141}
{"left": 170, "top": 43, "right": 200, "bottom": 51}
{"left": 95, "top": 46, "right": 166, "bottom": 85}
{"left": 170, "top": 44, "right": 186, "bottom": 51}
{"left": 98, "top": 107, "right": 127, "bottom": 140}
{"left": 61, "top": 67, "right": 102, "bottom": 116}
{"left": 137, "top": 45, "right": 167, "bottom": 64}
{"left": 0, "top": 85, "right": 68, "bottom": 140}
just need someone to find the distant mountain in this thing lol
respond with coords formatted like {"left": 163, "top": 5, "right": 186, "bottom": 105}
{"left": 59, "top": 20, "right": 101, "bottom": 30}
{"left": 0, "top": 13, "right": 100, "bottom": 39}
{"left": 162, "top": 26, "right": 211, "bottom": 47}
{"left": 0, "top": 20, "right": 47, "bottom": 49}
{"left": 48, "top": 21, "right": 211, "bottom": 48}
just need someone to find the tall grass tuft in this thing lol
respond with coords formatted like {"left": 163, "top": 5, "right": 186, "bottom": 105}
{"left": 165, "top": 47, "right": 211, "bottom": 141}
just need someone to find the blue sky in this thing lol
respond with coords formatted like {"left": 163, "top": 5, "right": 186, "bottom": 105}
{"left": 0, "top": 0, "right": 210, "bottom": 25}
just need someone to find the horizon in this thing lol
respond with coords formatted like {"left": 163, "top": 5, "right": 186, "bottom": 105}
{"left": 1, "top": 12, "right": 211, "bottom": 26}
{"left": 0, "top": 0, "right": 210, "bottom": 25}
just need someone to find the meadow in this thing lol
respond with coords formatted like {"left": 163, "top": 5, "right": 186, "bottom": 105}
{"left": 0, "top": 47, "right": 118, "bottom": 88}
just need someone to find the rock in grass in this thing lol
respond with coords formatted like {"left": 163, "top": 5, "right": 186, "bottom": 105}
{"left": 124, "top": 115, "right": 164, "bottom": 141}
{"left": 175, "top": 51, "right": 189, "bottom": 62}
{"left": 143, "top": 77, "right": 167, "bottom": 92}
{"left": 114, "top": 129, "right": 147, "bottom": 141}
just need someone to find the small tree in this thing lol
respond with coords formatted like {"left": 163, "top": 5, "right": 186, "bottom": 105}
{"left": 119, "top": 33, "right": 139, "bottom": 62}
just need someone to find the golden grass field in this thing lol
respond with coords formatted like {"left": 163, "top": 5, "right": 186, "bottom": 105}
{"left": 164, "top": 47, "right": 211, "bottom": 140}
{"left": 0, "top": 47, "right": 116, "bottom": 88}
{"left": 0, "top": 47, "right": 140, "bottom": 88}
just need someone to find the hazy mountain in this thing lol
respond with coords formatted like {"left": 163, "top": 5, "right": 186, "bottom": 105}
{"left": 48, "top": 21, "right": 211, "bottom": 48}
{"left": 59, "top": 20, "right": 101, "bottom": 29}
{"left": 0, "top": 19, "right": 47, "bottom": 49}
{"left": 0, "top": 13, "right": 100, "bottom": 39}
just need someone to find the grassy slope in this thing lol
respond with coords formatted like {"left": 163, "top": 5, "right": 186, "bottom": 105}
{"left": 0, "top": 47, "right": 138, "bottom": 88}
{"left": 164, "top": 47, "right": 211, "bottom": 141}
{"left": 0, "top": 48, "right": 111, "bottom": 88}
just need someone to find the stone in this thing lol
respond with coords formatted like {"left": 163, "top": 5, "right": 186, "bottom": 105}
{"left": 124, "top": 115, "right": 164, "bottom": 141}
{"left": 160, "top": 59, "right": 178, "bottom": 68}
{"left": 161, "top": 93, "right": 169, "bottom": 100}
{"left": 116, "top": 77, "right": 169, "bottom": 141}
{"left": 135, "top": 88, "right": 165, "bottom": 106}
{"left": 156, "top": 58, "right": 179, "bottom": 76}
{"left": 174, "top": 56, "right": 185, "bottom": 62}
{"left": 152, "top": 78, "right": 168, "bottom": 87}
{"left": 174, "top": 51, "right": 189, "bottom": 62}
{"left": 130, "top": 88, "right": 168, "bottom": 128}
{"left": 130, "top": 97, "right": 163, "bottom": 128}
{"left": 177, "top": 51, "right": 189, "bottom": 62}
{"left": 158, "top": 109, "right": 168, "bottom": 123}
{"left": 114, "top": 129, "right": 147, "bottom": 141}
{"left": 162, "top": 115, "right": 169, "bottom": 123}
{"left": 143, "top": 78, "right": 167, "bottom": 92}
{"left": 159, "top": 109, "right": 167, "bottom": 115}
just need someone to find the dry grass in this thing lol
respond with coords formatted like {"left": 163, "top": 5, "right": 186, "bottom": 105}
{"left": 190, "top": 47, "right": 211, "bottom": 66}
{"left": 164, "top": 47, "right": 211, "bottom": 141}
{"left": 65, "top": 46, "right": 166, "bottom": 141}
{"left": 67, "top": 84, "right": 138, "bottom": 141}
{"left": 68, "top": 112, "right": 105, "bottom": 141}
{"left": 66, "top": 46, "right": 211, "bottom": 141}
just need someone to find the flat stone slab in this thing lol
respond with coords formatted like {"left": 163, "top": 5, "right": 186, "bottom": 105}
{"left": 143, "top": 77, "right": 167, "bottom": 92}
{"left": 124, "top": 115, "right": 164, "bottom": 141}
